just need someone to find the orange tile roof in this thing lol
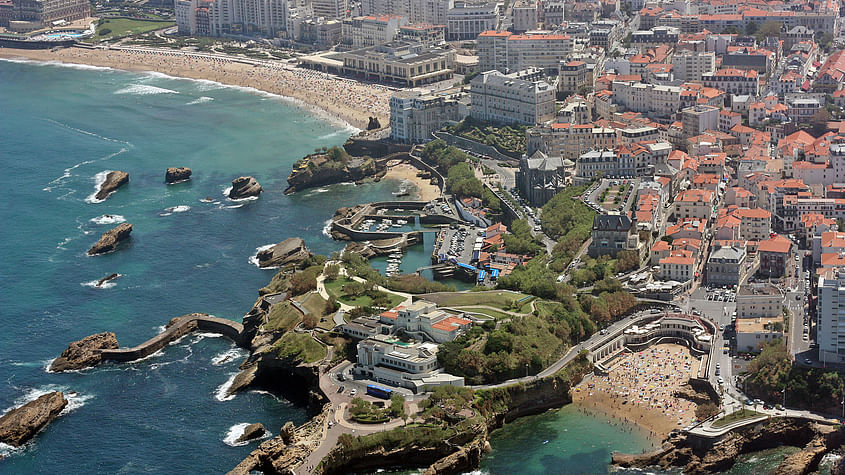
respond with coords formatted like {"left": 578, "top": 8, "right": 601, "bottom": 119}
{"left": 431, "top": 316, "right": 472, "bottom": 332}
{"left": 757, "top": 234, "right": 791, "bottom": 254}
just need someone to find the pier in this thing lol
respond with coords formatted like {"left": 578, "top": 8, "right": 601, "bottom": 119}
{"left": 99, "top": 313, "right": 245, "bottom": 363}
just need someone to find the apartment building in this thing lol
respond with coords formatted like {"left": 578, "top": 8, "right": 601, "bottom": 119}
{"left": 681, "top": 105, "right": 719, "bottom": 141}
{"left": 817, "top": 268, "right": 845, "bottom": 364}
{"left": 672, "top": 51, "right": 715, "bottom": 81}
{"left": 360, "top": 0, "right": 453, "bottom": 25}
{"left": 477, "top": 30, "right": 574, "bottom": 74}
{"left": 510, "top": 0, "right": 537, "bottom": 32}
{"left": 11, "top": 0, "right": 89, "bottom": 29}
{"left": 390, "top": 90, "right": 464, "bottom": 143}
{"left": 210, "top": 0, "right": 286, "bottom": 36}
{"left": 675, "top": 188, "right": 716, "bottom": 221}
{"left": 612, "top": 81, "right": 681, "bottom": 120}
{"left": 343, "top": 15, "right": 407, "bottom": 48}
{"left": 559, "top": 60, "right": 587, "bottom": 95}
{"left": 527, "top": 122, "right": 617, "bottom": 161}
{"left": 589, "top": 213, "right": 632, "bottom": 258}
{"left": 470, "top": 69, "right": 555, "bottom": 125}
{"left": 701, "top": 68, "right": 759, "bottom": 97}
{"left": 445, "top": 2, "right": 497, "bottom": 40}
{"left": 706, "top": 245, "right": 747, "bottom": 286}
{"left": 736, "top": 283, "right": 783, "bottom": 319}
{"left": 312, "top": 0, "right": 347, "bottom": 19}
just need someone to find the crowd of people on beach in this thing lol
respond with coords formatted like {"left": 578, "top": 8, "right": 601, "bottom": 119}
{"left": 53, "top": 47, "right": 392, "bottom": 127}
{"left": 576, "top": 344, "right": 700, "bottom": 435}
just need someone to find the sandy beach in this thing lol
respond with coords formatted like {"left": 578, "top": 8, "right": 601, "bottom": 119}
{"left": 572, "top": 343, "right": 701, "bottom": 440}
{"left": 0, "top": 46, "right": 391, "bottom": 130}
{"left": 383, "top": 162, "right": 442, "bottom": 201}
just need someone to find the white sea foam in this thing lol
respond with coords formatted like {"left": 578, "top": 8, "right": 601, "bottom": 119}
{"left": 115, "top": 84, "right": 179, "bottom": 96}
{"left": 0, "top": 442, "right": 20, "bottom": 459}
{"left": 222, "top": 185, "right": 260, "bottom": 202}
{"left": 199, "top": 197, "right": 216, "bottom": 203}
{"left": 56, "top": 236, "right": 72, "bottom": 250}
{"left": 193, "top": 332, "right": 224, "bottom": 340}
{"left": 81, "top": 274, "right": 121, "bottom": 290}
{"left": 214, "top": 373, "right": 239, "bottom": 401}
{"left": 155, "top": 325, "right": 167, "bottom": 334}
{"left": 44, "top": 119, "right": 131, "bottom": 145}
{"left": 212, "top": 347, "right": 247, "bottom": 366}
{"left": 0, "top": 57, "right": 115, "bottom": 72}
{"left": 187, "top": 96, "right": 214, "bottom": 105}
{"left": 160, "top": 205, "right": 191, "bottom": 216}
{"left": 90, "top": 214, "right": 126, "bottom": 225}
{"left": 322, "top": 218, "right": 333, "bottom": 238}
{"left": 249, "top": 244, "right": 276, "bottom": 267}
{"left": 127, "top": 348, "right": 165, "bottom": 364}
{"left": 84, "top": 170, "right": 112, "bottom": 204}
{"left": 3, "top": 386, "right": 92, "bottom": 418}
{"left": 223, "top": 423, "right": 252, "bottom": 446}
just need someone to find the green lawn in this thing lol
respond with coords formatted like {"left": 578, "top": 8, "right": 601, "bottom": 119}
{"left": 273, "top": 332, "right": 326, "bottom": 364}
{"left": 453, "top": 306, "right": 512, "bottom": 320}
{"left": 94, "top": 19, "right": 175, "bottom": 42}
{"left": 264, "top": 301, "right": 301, "bottom": 332}
{"left": 419, "top": 291, "right": 533, "bottom": 312}
{"left": 712, "top": 409, "right": 765, "bottom": 428}
{"left": 324, "top": 277, "right": 406, "bottom": 308}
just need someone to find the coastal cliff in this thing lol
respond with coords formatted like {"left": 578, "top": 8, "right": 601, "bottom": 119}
{"left": 613, "top": 418, "right": 844, "bottom": 474}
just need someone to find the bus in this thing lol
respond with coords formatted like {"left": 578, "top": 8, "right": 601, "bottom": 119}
{"left": 366, "top": 384, "right": 393, "bottom": 399}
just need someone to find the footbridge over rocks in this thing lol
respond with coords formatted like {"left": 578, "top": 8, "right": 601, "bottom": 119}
{"left": 99, "top": 313, "right": 245, "bottom": 363}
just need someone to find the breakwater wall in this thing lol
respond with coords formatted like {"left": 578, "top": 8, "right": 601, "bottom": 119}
{"left": 100, "top": 313, "right": 245, "bottom": 362}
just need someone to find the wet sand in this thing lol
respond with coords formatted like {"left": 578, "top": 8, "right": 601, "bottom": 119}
{"left": 383, "top": 162, "right": 441, "bottom": 202}
{"left": 0, "top": 46, "right": 391, "bottom": 130}
{"left": 572, "top": 343, "right": 700, "bottom": 440}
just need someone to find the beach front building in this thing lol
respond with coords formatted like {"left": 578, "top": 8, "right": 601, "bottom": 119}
{"left": 389, "top": 89, "right": 464, "bottom": 143}
{"left": 360, "top": 0, "right": 452, "bottom": 26}
{"left": 477, "top": 30, "right": 574, "bottom": 74}
{"left": 469, "top": 68, "right": 555, "bottom": 126}
{"left": 10, "top": 0, "right": 89, "bottom": 31}
{"left": 354, "top": 335, "right": 464, "bottom": 391}
{"left": 341, "top": 41, "right": 455, "bottom": 87}
{"left": 209, "top": 0, "right": 286, "bottom": 36}
{"left": 818, "top": 267, "right": 845, "bottom": 364}
{"left": 342, "top": 15, "right": 407, "bottom": 48}
{"left": 445, "top": 2, "right": 498, "bottom": 40}
{"left": 737, "top": 283, "right": 783, "bottom": 319}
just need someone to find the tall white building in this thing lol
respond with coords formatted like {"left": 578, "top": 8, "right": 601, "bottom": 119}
{"left": 477, "top": 30, "right": 573, "bottom": 74}
{"left": 210, "top": 0, "right": 287, "bottom": 36}
{"left": 342, "top": 14, "right": 407, "bottom": 47}
{"left": 390, "top": 90, "right": 465, "bottom": 143}
{"left": 818, "top": 268, "right": 845, "bottom": 364}
{"left": 510, "top": 0, "right": 537, "bottom": 32}
{"left": 672, "top": 51, "right": 716, "bottom": 81}
{"left": 470, "top": 68, "right": 556, "bottom": 125}
{"left": 312, "top": 0, "right": 347, "bottom": 19}
{"left": 445, "top": 1, "right": 498, "bottom": 40}
{"left": 359, "top": 0, "right": 453, "bottom": 25}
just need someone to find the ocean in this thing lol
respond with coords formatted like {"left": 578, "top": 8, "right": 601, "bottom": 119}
{"left": 0, "top": 58, "right": 782, "bottom": 474}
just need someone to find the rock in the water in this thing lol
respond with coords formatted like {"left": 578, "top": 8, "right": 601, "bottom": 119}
{"left": 367, "top": 116, "right": 381, "bottom": 130}
{"left": 256, "top": 238, "right": 311, "bottom": 268}
{"left": 0, "top": 392, "right": 67, "bottom": 446}
{"left": 236, "top": 423, "right": 266, "bottom": 443}
{"left": 229, "top": 176, "right": 262, "bottom": 200}
{"left": 165, "top": 167, "right": 192, "bottom": 184}
{"left": 87, "top": 223, "right": 133, "bottom": 256}
{"left": 96, "top": 273, "right": 120, "bottom": 287}
{"left": 95, "top": 170, "right": 129, "bottom": 201}
{"left": 50, "top": 332, "right": 119, "bottom": 372}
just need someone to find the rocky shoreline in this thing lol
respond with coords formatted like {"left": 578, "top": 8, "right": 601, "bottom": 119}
{"left": 613, "top": 417, "right": 845, "bottom": 474}
{"left": 0, "top": 392, "right": 68, "bottom": 450}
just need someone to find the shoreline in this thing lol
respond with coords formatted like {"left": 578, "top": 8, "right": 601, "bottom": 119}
{"left": 382, "top": 162, "right": 442, "bottom": 202}
{"left": 0, "top": 46, "right": 390, "bottom": 131}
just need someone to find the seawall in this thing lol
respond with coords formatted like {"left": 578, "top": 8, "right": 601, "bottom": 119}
{"left": 99, "top": 313, "right": 244, "bottom": 362}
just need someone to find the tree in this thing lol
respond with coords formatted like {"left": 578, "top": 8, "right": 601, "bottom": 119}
{"left": 290, "top": 272, "right": 317, "bottom": 296}
{"left": 324, "top": 263, "right": 340, "bottom": 281}
{"left": 615, "top": 250, "right": 641, "bottom": 273}
{"left": 755, "top": 21, "right": 782, "bottom": 41}
{"left": 721, "top": 26, "right": 740, "bottom": 35}
{"left": 302, "top": 314, "right": 318, "bottom": 329}
{"left": 695, "top": 402, "right": 720, "bottom": 420}
{"left": 349, "top": 397, "right": 372, "bottom": 416}
{"left": 745, "top": 21, "right": 758, "bottom": 36}
{"left": 809, "top": 109, "right": 831, "bottom": 137}
{"left": 389, "top": 394, "right": 406, "bottom": 419}
{"left": 325, "top": 296, "right": 339, "bottom": 314}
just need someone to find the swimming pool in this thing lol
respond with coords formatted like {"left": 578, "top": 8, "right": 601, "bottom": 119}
{"left": 43, "top": 31, "right": 86, "bottom": 38}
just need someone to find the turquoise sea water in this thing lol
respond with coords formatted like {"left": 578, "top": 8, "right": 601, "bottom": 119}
{"left": 0, "top": 58, "right": 402, "bottom": 473}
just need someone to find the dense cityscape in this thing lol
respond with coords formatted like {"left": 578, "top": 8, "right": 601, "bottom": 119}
{"left": 4, "top": 0, "right": 845, "bottom": 472}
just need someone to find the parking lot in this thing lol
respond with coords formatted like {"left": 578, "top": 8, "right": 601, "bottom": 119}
{"left": 582, "top": 178, "right": 640, "bottom": 214}
{"left": 434, "top": 225, "right": 478, "bottom": 266}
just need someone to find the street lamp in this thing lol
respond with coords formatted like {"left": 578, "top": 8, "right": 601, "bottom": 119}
{"left": 525, "top": 363, "right": 529, "bottom": 378}
{"left": 782, "top": 387, "right": 787, "bottom": 409}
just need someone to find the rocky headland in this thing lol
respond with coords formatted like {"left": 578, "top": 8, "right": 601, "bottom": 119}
{"left": 0, "top": 392, "right": 68, "bottom": 447}
{"left": 613, "top": 418, "right": 845, "bottom": 475}
{"left": 256, "top": 238, "right": 312, "bottom": 269}
{"left": 49, "top": 332, "right": 119, "bottom": 372}
{"left": 285, "top": 149, "right": 385, "bottom": 195}
{"left": 95, "top": 170, "right": 129, "bottom": 201}
{"left": 87, "top": 223, "right": 133, "bottom": 255}
{"left": 165, "top": 167, "right": 192, "bottom": 184}
{"left": 229, "top": 176, "right": 262, "bottom": 200}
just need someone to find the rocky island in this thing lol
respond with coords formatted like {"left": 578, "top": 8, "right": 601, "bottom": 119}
{"left": 0, "top": 392, "right": 68, "bottom": 448}
{"left": 87, "top": 223, "right": 133, "bottom": 255}
{"left": 94, "top": 170, "right": 129, "bottom": 201}
{"left": 50, "top": 332, "right": 119, "bottom": 372}
{"left": 229, "top": 176, "right": 262, "bottom": 200}
{"left": 165, "top": 167, "right": 192, "bottom": 184}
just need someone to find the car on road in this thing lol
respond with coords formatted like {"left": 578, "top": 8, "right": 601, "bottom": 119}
{"left": 337, "top": 386, "right": 344, "bottom": 393}
{"left": 763, "top": 403, "right": 773, "bottom": 410}
{"left": 805, "top": 358, "right": 812, "bottom": 365}
{"left": 717, "top": 376, "right": 724, "bottom": 385}
{"left": 350, "top": 389, "right": 357, "bottom": 396}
